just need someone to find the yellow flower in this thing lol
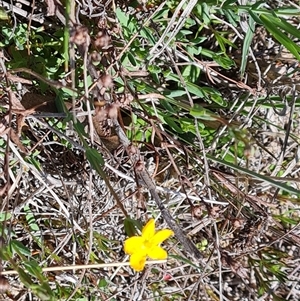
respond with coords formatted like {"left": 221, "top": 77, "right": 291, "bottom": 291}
{"left": 124, "top": 219, "right": 174, "bottom": 272}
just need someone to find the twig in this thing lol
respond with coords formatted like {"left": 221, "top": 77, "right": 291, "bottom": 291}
{"left": 135, "top": 160, "right": 204, "bottom": 262}
{"left": 111, "top": 118, "right": 204, "bottom": 261}
{"left": 26, "top": 0, "right": 35, "bottom": 56}
{"left": 10, "top": 68, "right": 77, "bottom": 93}
{"left": 1, "top": 260, "right": 167, "bottom": 275}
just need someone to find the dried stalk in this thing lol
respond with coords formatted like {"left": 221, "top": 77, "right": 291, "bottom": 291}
{"left": 113, "top": 120, "right": 204, "bottom": 263}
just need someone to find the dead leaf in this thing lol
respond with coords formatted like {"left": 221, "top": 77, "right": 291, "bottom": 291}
{"left": 8, "top": 89, "right": 25, "bottom": 111}
{"left": 0, "top": 114, "right": 9, "bottom": 136}
{"left": 10, "top": 129, "right": 28, "bottom": 154}
{"left": 45, "top": 0, "right": 56, "bottom": 16}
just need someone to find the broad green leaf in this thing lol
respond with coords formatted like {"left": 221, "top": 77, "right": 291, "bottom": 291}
{"left": 164, "top": 90, "right": 186, "bottom": 98}
{"left": 202, "top": 87, "right": 227, "bottom": 107}
{"left": 18, "top": 268, "right": 34, "bottom": 287}
{"left": 186, "top": 45, "right": 202, "bottom": 56}
{"left": 190, "top": 105, "right": 218, "bottom": 120}
{"left": 10, "top": 240, "right": 31, "bottom": 257}
{"left": 214, "top": 31, "right": 236, "bottom": 53}
{"left": 213, "top": 54, "right": 235, "bottom": 69}
{"left": 177, "top": 30, "right": 193, "bottom": 36}
{"left": 98, "top": 278, "right": 108, "bottom": 288}
{"left": 200, "top": 48, "right": 215, "bottom": 59}
{"left": 160, "top": 98, "right": 178, "bottom": 112}
{"left": 24, "top": 205, "right": 40, "bottom": 232}
{"left": 165, "top": 72, "right": 181, "bottom": 83}
{"left": 223, "top": 8, "right": 238, "bottom": 27}
{"left": 148, "top": 65, "right": 161, "bottom": 74}
{"left": 115, "top": 8, "right": 129, "bottom": 27}
{"left": 185, "top": 17, "right": 196, "bottom": 28}
{"left": 148, "top": 64, "right": 161, "bottom": 84}
{"left": 0, "top": 212, "right": 11, "bottom": 222}
{"left": 30, "top": 283, "right": 54, "bottom": 301}
{"left": 127, "top": 52, "right": 137, "bottom": 66}
{"left": 182, "top": 65, "right": 201, "bottom": 82}
{"left": 180, "top": 117, "right": 203, "bottom": 134}
{"left": 200, "top": 3, "right": 212, "bottom": 25}
{"left": 141, "top": 27, "right": 156, "bottom": 44}
{"left": 164, "top": 116, "right": 184, "bottom": 134}
{"left": 186, "top": 82, "right": 205, "bottom": 98}
{"left": 23, "top": 260, "right": 43, "bottom": 278}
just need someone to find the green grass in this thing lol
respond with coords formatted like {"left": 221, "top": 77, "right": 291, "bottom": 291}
{"left": 0, "top": 0, "right": 300, "bottom": 300}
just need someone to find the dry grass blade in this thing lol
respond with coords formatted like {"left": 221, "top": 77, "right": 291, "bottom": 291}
{"left": 1, "top": 260, "right": 167, "bottom": 276}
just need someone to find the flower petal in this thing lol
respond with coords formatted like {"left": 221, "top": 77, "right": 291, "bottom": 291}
{"left": 124, "top": 236, "right": 144, "bottom": 255}
{"left": 151, "top": 229, "right": 174, "bottom": 245}
{"left": 129, "top": 252, "right": 147, "bottom": 272}
{"left": 148, "top": 246, "right": 168, "bottom": 259}
{"left": 142, "top": 219, "right": 155, "bottom": 241}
